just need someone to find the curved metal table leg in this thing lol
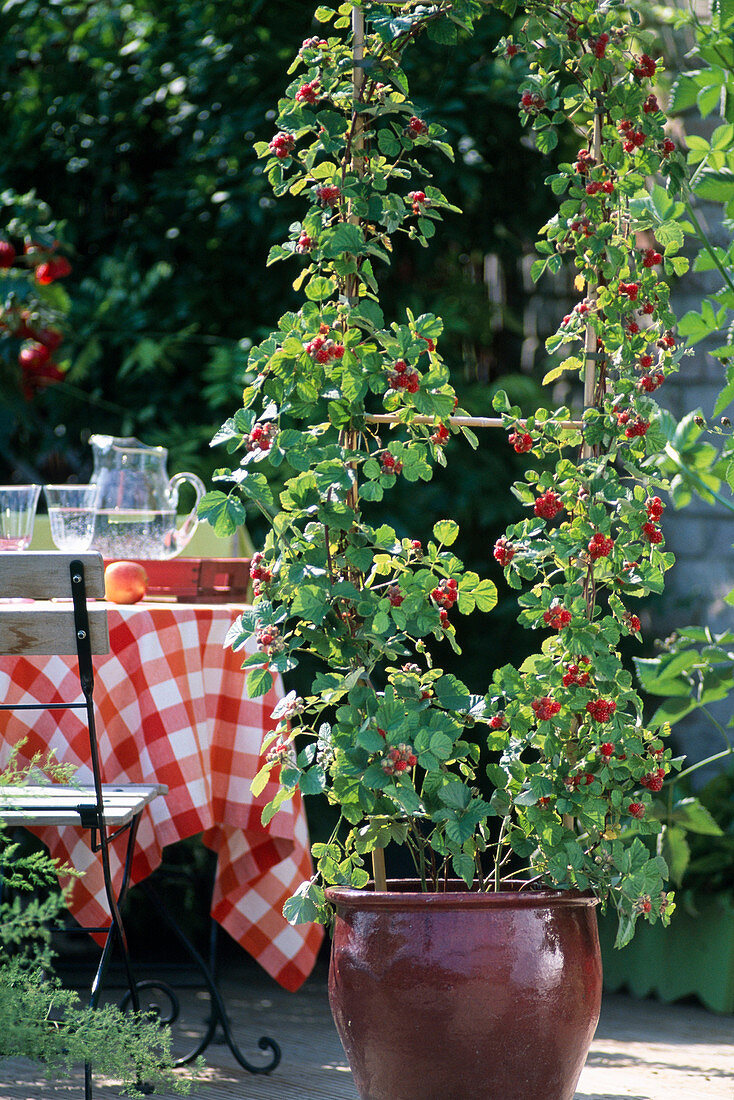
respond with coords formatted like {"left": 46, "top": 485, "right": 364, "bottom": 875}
{"left": 136, "top": 879, "right": 281, "bottom": 1073}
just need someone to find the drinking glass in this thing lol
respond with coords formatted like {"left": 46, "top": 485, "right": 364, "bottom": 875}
{"left": 43, "top": 484, "right": 97, "bottom": 552}
{"left": 0, "top": 485, "right": 42, "bottom": 550}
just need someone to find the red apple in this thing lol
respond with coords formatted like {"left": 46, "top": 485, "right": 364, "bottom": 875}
{"left": 104, "top": 561, "right": 148, "bottom": 604}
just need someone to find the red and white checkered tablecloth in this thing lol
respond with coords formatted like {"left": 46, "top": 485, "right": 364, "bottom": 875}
{"left": 0, "top": 602, "right": 323, "bottom": 992}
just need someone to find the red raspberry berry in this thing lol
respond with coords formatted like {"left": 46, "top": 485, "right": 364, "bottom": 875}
{"left": 625, "top": 417, "right": 650, "bottom": 439}
{"left": 640, "top": 354, "right": 654, "bottom": 369}
{"left": 628, "top": 802, "right": 646, "bottom": 819}
{"left": 643, "top": 94, "right": 659, "bottom": 114}
{"left": 508, "top": 430, "right": 533, "bottom": 453}
{"left": 268, "top": 131, "right": 296, "bottom": 159}
{"left": 19, "top": 342, "right": 51, "bottom": 370}
{"left": 316, "top": 185, "right": 341, "bottom": 207}
{"left": 642, "top": 248, "right": 663, "bottom": 268}
{"left": 490, "top": 713, "right": 508, "bottom": 730}
{"left": 642, "top": 521, "right": 663, "bottom": 544}
{"left": 534, "top": 489, "right": 563, "bottom": 520}
{"left": 0, "top": 240, "right": 16, "bottom": 268}
{"left": 35, "top": 257, "right": 71, "bottom": 284}
{"left": 408, "top": 116, "right": 429, "bottom": 137}
{"left": 619, "top": 282, "right": 640, "bottom": 301}
{"left": 532, "top": 697, "right": 561, "bottom": 722}
{"left": 430, "top": 423, "right": 450, "bottom": 446}
{"left": 600, "top": 742, "right": 614, "bottom": 757}
{"left": 588, "top": 532, "right": 614, "bottom": 561}
{"left": 296, "top": 233, "right": 316, "bottom": 253}
{"left": 543, "top": 604, "right": 572, "bottom": 630}
{"left": 388, "top": 585, "right": 404, "bottom": 607}
{"left": 295, "top": 80, "right": 320, "bottom": 105}
{"left": 586, "top": 698, "right": 616, "bottom": 723}
{"left": 661, "top": 138, "right": 676, "bottom": 156}
{"left": 407, "top": 190, "right": 427, "bottom": 214}
{"left": 493, "top": 536, "right": 515, "bottom": 567}
{"left": 646, "top": 497, "right": 664, "bottom": 519}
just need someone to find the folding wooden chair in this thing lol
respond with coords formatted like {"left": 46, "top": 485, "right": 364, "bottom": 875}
{"left": 0, "top": 551, "right": 167, "bottom": 1098}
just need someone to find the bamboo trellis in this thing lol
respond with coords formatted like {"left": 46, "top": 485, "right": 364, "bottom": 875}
{"left": 342, "top": 6, "right": 600, "bottom": 892}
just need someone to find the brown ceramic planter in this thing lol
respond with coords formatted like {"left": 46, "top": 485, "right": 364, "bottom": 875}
{"left": 326, "top": 881, "right": 602, "bottom": 1100}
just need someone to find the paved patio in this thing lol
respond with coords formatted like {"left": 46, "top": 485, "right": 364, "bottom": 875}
{"left": 1, "top": 956, "right": 732, "bottom": 1100}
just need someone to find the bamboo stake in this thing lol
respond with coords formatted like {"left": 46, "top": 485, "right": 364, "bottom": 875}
{"left": 366, "top": 414, "right": 584, "bottom": 430}
{"left": 581, "top": 106, "right": 604, "bottom": 459}
{"left": 350, "top": 5, "right": 388, "bottom": 896}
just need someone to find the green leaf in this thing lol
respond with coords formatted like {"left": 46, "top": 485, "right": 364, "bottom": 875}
{"left": 693, "top": 168, "right": 734, "bottom": 203}
{"left": 473, "top": 579, "right": 497, "bottom": 612}
{"left": 451, "top": 852, "right": 475, "bottom": 887}
{"left": 282, "top": 880, "right": 324, "bottom": 924}
{"left": 198, "top": 490, "right": 246, "bottom": 537}
{"left": 429, "top": 731, "right": 454, "bottom": 760}
{"left": 435, "top": 674, "right": 471, "bottom": 711}
{"left": 439, "top": 781, "right": 471, "bottom": 810}
{"left": 433, "top": 519, "right": 459, "bottom": 545}
{"left": 661, "top": 825, "right": 690, "bottom": 887}
{"left": 247, "top": 667, "right": 274, "bottom": 697}
{"left": 322, "top": 222, "right": 364, "bottom": 257}
{"left": 672, "top": 797, "right": 725, "bottom": 836}
{"left": 535, "top": 126, "right": 558, "bottom": 154}
{"left": 305, "top": 275, "right": 337, "bottom": 301}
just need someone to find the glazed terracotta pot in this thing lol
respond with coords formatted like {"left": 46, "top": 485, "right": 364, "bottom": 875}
{"left": 326, "top": 881, "right": 602, "bottom": 1100}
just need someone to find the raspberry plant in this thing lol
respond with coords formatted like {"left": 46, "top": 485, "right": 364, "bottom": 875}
{"left": 0, "top": 191, "right": 72, "bottom": 402}
{"left": 204, "top": 0, "right": 690, "bottom": 945}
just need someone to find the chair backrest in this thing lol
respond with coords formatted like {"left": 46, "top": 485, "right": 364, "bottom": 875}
{"left": 0, "top": 552, "right": 109, "bottom": 656}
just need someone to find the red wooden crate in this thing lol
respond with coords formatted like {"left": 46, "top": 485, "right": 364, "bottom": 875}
{"left": 104, "top": 558, "right": 251, "bottom": 603}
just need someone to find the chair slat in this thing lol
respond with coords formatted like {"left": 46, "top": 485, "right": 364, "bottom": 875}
{"left": 0, "top": 605, "right": 109, "bottom": 656}
{"left": 0, "top": 783, "right": 167, "bottom": 828}
{"left": 0, "top": 552, "right": 106, "bottom": 600}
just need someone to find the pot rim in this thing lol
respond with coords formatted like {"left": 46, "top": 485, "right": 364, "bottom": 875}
{"left": 325, "top": 879, "right": 599, "bottom": 910}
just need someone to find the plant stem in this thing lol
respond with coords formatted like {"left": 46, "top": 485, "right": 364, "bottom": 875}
{"left": 683, "top": 198, "right": 734, "bottom": 299}
{"left": 492, "top": 815, "right": 509, "bottom": 892}
{"left": 372, "top": 846, "right": 387, "bottom": 892}
{"left": 664, "top": 443, "right": 734, "bottom": 514}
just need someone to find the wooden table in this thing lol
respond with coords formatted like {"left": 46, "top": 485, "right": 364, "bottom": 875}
{"left": 0, "top": 600, "right": 322, "bottom": 992}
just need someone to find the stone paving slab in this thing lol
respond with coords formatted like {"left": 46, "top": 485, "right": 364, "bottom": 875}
{"left": 0, "top": 963, "right": 732, "bottom": 1099}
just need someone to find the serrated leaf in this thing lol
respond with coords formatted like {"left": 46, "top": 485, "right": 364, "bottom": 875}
{"left": 433, "top": 519, "right": 459, "bottom": 545}
{"left": 198, "top": 490, "right": 247, "bottom": 537}
{"left": 543, "top": 356, "right": 583, "bottom": 386}
{"left": 435, "top": 673, "right": 471, "bottom": 711}
{"left": 247, "top": 667, "right": 274, "bottom": 698}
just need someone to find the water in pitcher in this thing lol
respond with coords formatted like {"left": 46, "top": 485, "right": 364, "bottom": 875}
{"left": 92, "top": 509, "right": 178, "bottom": 558}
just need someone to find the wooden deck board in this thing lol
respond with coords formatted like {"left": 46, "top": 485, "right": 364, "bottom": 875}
{"left": 0, "top": 961, "right": 732, "bottom": 1099}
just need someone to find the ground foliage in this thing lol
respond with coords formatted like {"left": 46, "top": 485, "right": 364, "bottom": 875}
{"left": 0, "top": 749, "right": 191, "bottom": 1094}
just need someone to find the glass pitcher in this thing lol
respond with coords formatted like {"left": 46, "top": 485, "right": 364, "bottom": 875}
{"left": 88, "top": 435, "right": 206, "bottom": 559}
